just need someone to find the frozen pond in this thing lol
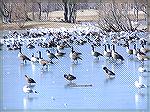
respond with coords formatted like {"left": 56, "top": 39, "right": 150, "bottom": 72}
{"left": 0, "top": 29, "right": 150, "bottom": 111}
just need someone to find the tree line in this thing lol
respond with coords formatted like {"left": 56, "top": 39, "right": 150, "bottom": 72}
{"left": 0, "top": 0, "right": 149, "bottom": 31}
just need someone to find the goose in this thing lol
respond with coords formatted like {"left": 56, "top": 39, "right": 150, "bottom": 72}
{"left": 107, "top": 44, "right": 111, "bottom": 53}
{"left": 55, "top": 49, "right": 66, "bottom": 57}
{"left": 69, "top": 47, "right": 82, "bottom": 57}
{"left": 136, "top": 50, "right": 149, "bottom": 66}
{"left": 64, "top": 74, "right": 76, "bottom": 82}
{"left": 133, "top": 44, "right": 138, "bottom": 55}
{"left": 37, "top": 51, "right": 52, "bottom": 69}
{"left": 136, "top": 49, "right": 149, "bottom": 62}
{"left": 69, "top": 47, "right": 82, "bottom": 63}
{"left": 56, "top": 42, "right": 65, "bottom": 50}
{"left": 135, "top": 76, "right": 147, "bottom": 89}
{"left": 138, "top": 66, "right": 147, "bottom": 73}
{"left": 25, "top": 75, "right": 36, "bottom": 85}
{"left": 103, "top": 67, "right": 115, "bottom": 78}
{"left": 71, "top": 53, "right": 82, "bottom": 63}
{"left": 46, "top": 50, "right": 58, "bottom": 61}
{"left": 111, "top": 44, "right": 124, "bottom": 61}
{"left": 18, "top": 47, "right": 31, "bottom": 63}
{"left": 140, "top": 45, "right": 150, "bottom": 53}
{"left": 26, "top": 43, "right": 35, "bottom": 49}
{"left": 91, "top": 45, "right": 103, "bottom": 60}
{"left": 31, "top": 53, "right": 39, "bottom": 63}
{"left": 103, "top": 44, "right": 111, "bottom": 59}
{"left": 23, "top": 85, "right": 38, "bottom": 94}
{"left": 126, "top": 45, "right": 133, "bottom": 57}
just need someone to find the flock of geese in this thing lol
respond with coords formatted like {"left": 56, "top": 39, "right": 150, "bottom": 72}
{"left": 1, "top": 26, "right": 150, "bottom": 94}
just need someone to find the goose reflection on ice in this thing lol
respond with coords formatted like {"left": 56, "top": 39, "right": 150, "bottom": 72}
{"left": 64, "top": 82, "right": 92, "bottom": 88}
{"left": 135, "top": 90, "right": 147, "bottom": 109}
{"left": 23, "top": 85, "right": 38, "bottom": 109}
{"left": 23, "top": 94, "right": 38, "bottom": 109}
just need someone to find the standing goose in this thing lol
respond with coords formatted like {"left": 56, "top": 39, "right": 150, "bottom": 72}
{"left": 136, "top": 49, "right": 149, "bottom": 65}
{"left": 133, "top": 44, "right": 138, "bottom": 56}
{"left": 69, "top": 47, "right": 82, "bottom": 63}
{"left": 126, "top": 45, "right": 133, "bottom": 57}
{"left": 91, "top": 45, "right": 103, "bottom": 60}
{"left": 31, "top": 53, "right": 39, "bottom": 63}
{"left": 111, "top": 44, "right": 124, "bottom": 61}
{"left": 64, "top": 74, "right": 76, "bottom": 82}
{"left": 55, "top": 49, "right": 66, "bottom": 57}
{"left": 103, "top": 67, "right": 115, "bottom": 78}
{"left": 25, "top": 75, "right": 36, "bottom": 85}
{"left": 103, "top": 44, "right": 111, "bottom": 59}
{"left": 140, "top": 44, "right": 150, "bottom": 53}
{"left": 56, "top": 42, "right": 65, "bottom": 50}
{"left": 18, "top": 47, "right": 31, "bottom": 63}
{"left": 69, "top": 47, "right": 82, "bottom": 58}
{"left": 46, "top": 50, "right": 58, "bottom": 61}
{"left": 37, "top": 51, "right": 52, "bottom": 69}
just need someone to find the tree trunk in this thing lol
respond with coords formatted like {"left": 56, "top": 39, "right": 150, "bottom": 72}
{"left": 32, "top": 3, "right": 35, "bottom": 21}
{"left": 147, "top": 0, "right": 150, "bottom": 31}
{"left": 64, "top": 1, "right": 68, "bottom": 22}
{"left": 38, "top": 2, "right": 42, "bottom": 21}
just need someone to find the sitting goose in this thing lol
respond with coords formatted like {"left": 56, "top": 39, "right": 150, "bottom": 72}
{"left": 64, "top": 74, "right": 76, "bottom": 82}
{"left": 23, "top": 85, "right": 38, "bottom": 94}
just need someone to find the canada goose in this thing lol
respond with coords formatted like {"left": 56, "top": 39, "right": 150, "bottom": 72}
{"left": 18, "top": 47, "right": 31, "bottom": 63}
{"left": 57, "top": 42, "right": 65, "bottom": 50}
{"left": 91, "top": 45, "right": 103, "bottom": 60}
{"left": 64, "top": 74, "right": 76, "bottom": 82}
{"left": 23, "top": 85, "right": 38, "bottom": 94}
{"left": 55, "top": 49, "right": 66, "bottom": 57}
{"left": 136, "top": 49, "right": 149, "bottom": 65}
{"left": 103, "top": 44, "right": 111, "bottom": 59}
{"left": 126, "top": 45, "right": 133, "bottom": 56}
{"left": 133, "top": 44, "right": 138, "bottom": 55}
{"left": 138, "top": 66, "right": 147, "bottom": 73}
{"left": 69, "top": 47, "right": 82, "bottom": 63}
{"left": 31, "top": 53, "right": 39, "bottom": 63}
{"left": 69, "top": 47, "right": 82, "bottom": 57}
{"left": 103, "top": 67, "right": 115, "bottom": 78}
{"left": 140, "top": 45, "right": 150, "bottom": 53}
{"left": 107, "top": 44, "right": 111, "bottom": 53}
{"left": 135, "top": 76, "right": 147, "bottom": 89}
{"left": 25, "top": 75, "right": 36, "bottom": 84}
{"left": 26, "top": 43, "right": 35, "bottom": 49}
{"left": 111, "top": 44, "right": 124, "bottom": 61}
{"left": 46, "top": 50, "right": 58, "bottom": 61}
{"left": 37, "top": 51, "right": 53, "bottom": 69}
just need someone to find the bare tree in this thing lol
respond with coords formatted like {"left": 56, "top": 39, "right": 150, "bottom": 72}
{"left": 0, "top": 0, "right": 12, "bottom": 23}
{"left": 97, "top": 0, "right": 148, "bottom": 32}
{"left": 62, "top": 0, "right": 77, "bottom": 23}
